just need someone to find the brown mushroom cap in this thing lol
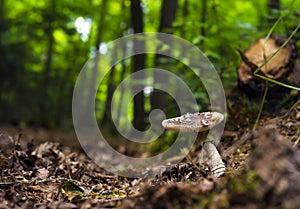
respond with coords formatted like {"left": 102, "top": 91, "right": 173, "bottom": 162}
{"left": 162, "top": 112, "right": 224, "bottom": 132}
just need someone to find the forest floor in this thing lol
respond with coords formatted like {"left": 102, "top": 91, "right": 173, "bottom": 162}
{"left": 0, "top": 91, "right": 300, "bottom": 209}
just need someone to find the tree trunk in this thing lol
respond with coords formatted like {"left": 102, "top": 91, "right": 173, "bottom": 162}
{"left": 84, "top": 0, "right": 108, "bottom": 125}
{"left": 0, "top": 0, "right": 5, "bottom": 42}
{"left": 158, "top": 0, "right": 178, "bottom": 32}
{"left": 115, "top": 57, "right": 128, "bottom": 128}
{"left": 101, "top": 0, "right": 128, "bottom": 127}
{"left": 151, "top": 0, "right": 178, "bottom": 112}
{"left": 101, "top": 60, "right": 116, "bottom": 125}
{"left": 267, "top": 0, "right": 280, "bottom": 26}
{"left": 0, "top": 0, "right": 5, "bottom": 83}
{"left": 183, "top": 0, "right": 189, "bottom": 17}
{"left": 130, "top": 0, "right": 146, "bottom": 131}
{"left": 268, "top": 0, "right": 280, "bottom": 10}
{"left": 40, "top": 0, "right": 55, "bottom": 127}
{"left": 200, "top": 0, "right": 207, "bottom": 46}
{"left": 115, "top": 0, "right": 129, "bottom": 127}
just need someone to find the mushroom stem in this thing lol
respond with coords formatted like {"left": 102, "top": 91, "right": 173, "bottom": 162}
{"left": 161, "top": 112, "right": 225, "bottom": 177}
{"left": 203, "top": 141, "right": 225, "bottom": 177}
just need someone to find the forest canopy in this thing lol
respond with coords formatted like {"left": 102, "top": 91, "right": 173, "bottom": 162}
{"left": 0, "top": 0, "right": 299, "bottom": 129}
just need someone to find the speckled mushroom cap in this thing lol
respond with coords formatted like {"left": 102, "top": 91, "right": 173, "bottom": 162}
{"left": 162, "top": 112, "right": 224, "bottom": 132}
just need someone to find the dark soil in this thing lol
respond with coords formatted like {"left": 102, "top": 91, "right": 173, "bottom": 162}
{"left": 0, "top": 95, "right": 300, "bottom": 209}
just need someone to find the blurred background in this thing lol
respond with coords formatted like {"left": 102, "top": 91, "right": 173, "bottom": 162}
{"left": 0, "top": 0, "right": 299, "bottom": 135}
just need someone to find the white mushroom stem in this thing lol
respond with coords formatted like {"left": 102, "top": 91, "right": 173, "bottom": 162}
{"left": 162, "top": 112, "right": 225, "bottom": 177}
{"left": 203, "top": 141, "right": 225, "bottom": 177}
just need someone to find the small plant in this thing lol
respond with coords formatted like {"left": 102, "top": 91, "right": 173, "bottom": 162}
{"left": 251, "top": 19, "right": 300, "bottom": 130}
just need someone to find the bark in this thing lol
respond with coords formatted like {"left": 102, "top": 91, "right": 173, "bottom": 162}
{"left": 115, "top": 58, "right": 128, "bottom": 128}
{"left": 268, "top": 0, "right": 280, "bottom": 10}
{"left": 40, "top": 0, "right": 56, "bottom": 126}
{"left": 183, "top": 0, "right": 189, "bottom": 17}
{"left": 267, "top": 0, "right": 280, "bottom": 26}
{"left": 200, "top": 0, "right": 207, "bottom": 46}
{"left": 101, "top": 59, "right": 116, "bottom": 124}
{"left": 0, "top": 0, "right": 5, "bottom": 89}
{"left": 115, "top": 0, "right": 129, "bottom": 128}
{"left": 151, "top": 0, "right": 178, "bottom": 112}
{"left": 0, "top": 0, "right": 5, "bottom": 42}
{"left": 158, "top": 0, "right": 178, "bottom": 32}
{"left": 102, "top": 0, "right": 128, "bottom": 126}
{"left": 130, "top": 0, "right": 146, "bottom": 131}
{"left": 84, "top": 0, "right": 108, "bottom": 124}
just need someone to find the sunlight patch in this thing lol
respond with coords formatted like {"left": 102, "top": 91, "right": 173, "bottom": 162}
{"left": 74, "top": 17, "right": 92, "bottom": 42}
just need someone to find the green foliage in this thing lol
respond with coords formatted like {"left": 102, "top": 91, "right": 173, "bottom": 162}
{"left": 0, "top": 0, "right": 299, "bottom": 129}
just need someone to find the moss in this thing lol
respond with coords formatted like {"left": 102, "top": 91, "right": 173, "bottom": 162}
{"left": 93, "top": 188, "right": 127, "bottom": 199}
{"left": 60, "top": 181, "right": 84, "bottom": 201}
{"left": 227, "top": 170, "right": 260, "bottom": 195}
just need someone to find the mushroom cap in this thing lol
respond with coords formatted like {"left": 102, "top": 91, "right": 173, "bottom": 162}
{"left": 162, "top": 112, "right": 224, "bottom": 132}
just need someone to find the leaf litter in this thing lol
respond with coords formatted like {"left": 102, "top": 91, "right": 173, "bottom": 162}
{"left": 0, "top": 105, "right": 300, "bottom": 209}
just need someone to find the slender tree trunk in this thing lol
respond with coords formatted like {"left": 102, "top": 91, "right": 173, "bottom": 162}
{"left": 101, "top": 57, "right": 116, "bottom": 125}
{"left": 0, "top": 0, "right": 4, "bottom": 43}
{"left": 180, "top": 0, "right": 189, "bottom": 37}
{"left": 200, "top": 0, "right": 207, "bottom": 46}
{"left": 158, "top": 0, "right": 178, "bottom": 32}
{"left": 183, "top": 0, "right": 189, "bottom": 17}
{"left": 0, "top": 0, "right": 5, "bottom": 93}
{"left": 102, "top": 0, "right": 128, "bottom": 127}
{"left": 130, "top": 0, "right": 146, "bottom": 131}
{"left": 115, "top": 59, "right": 128, "bottom": 128}
{"left": 40, "top": 0, "right": 55, "bottom": 127}
{"left": 43, "top": 0, "right": 55, "bottom": 88}
{"left": 266, "top": 0, "right": 280, "bottom": 27}
{"left": 84, "top": 0, "right": 108, "bottom": 125}
{"left": 54, "top": 46, "right": 85, "bottom": 127}
{"left": 151, "top": 0, "right": 178, "bottom": 111}
{"left": 268, "top": 0, "right": 280, "bottom": 10}
{"left": 115, "top": 12, "right": 129, "bottom": 127}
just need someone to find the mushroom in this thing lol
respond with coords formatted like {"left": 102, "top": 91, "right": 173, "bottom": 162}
{"left": 162, "top": 111, "right": 225, "bottom": 177}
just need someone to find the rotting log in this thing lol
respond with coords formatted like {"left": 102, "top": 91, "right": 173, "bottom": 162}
{"left": 237, "top": 36, "right": 299, "bottom": 98}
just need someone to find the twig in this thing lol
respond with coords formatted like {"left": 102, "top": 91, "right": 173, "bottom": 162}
{"left": 222, "top": 131, "right": 252, "bottom": 157}
{"left": 293, "top": 136, "right": 300, "bottom": 148}
{"left": 253, "top": 81, "right": 269, "bottom": 131}
{"left": 180, "top": 147, "right": 207, "bottom": 176}
{"left": 264, "top": 99, "right": 300, "bottom": 125}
